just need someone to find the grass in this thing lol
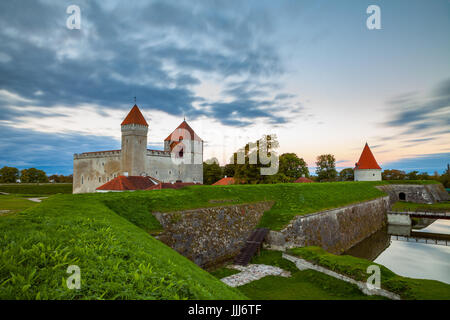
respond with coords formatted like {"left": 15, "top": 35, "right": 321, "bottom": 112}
{"left": 0, "top": 194, "right": 246, "bottom": 300}
{"left": 0, "top": 194, "right": 40, "bottom": 215}
{"left": 381, "top": 180, "right": 440, "bottom": 185}
{"left": 209, "top": 267, "right": 240, "bottom": 279}
{"left": 391, "top": 201, "right": 450, "bottom": 212}
{"left": 36, "top": 181, "right": 388, "bottom": 232}
{"left": 288, "top": 246, "right": 450, "bottom": 300}
{"left": 0, "top": 183, "right": 72, "bottom": 196}
{"left": 237, "top": 249, "right": 385, "bottom": 300}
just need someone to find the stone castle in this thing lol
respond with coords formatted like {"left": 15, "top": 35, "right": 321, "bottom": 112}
{"left": 73, "top": 104, "right": 203, "bottom": 193}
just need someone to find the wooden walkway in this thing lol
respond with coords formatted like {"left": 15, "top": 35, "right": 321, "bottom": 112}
{"left": 234, "top": 228, "right": 269, "bottom": 266}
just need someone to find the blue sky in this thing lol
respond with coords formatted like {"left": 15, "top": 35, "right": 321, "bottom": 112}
{"left": 0, "top": 0, "right": 449, "bottom": 175}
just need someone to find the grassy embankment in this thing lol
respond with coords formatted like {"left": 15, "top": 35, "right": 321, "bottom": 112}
{"left": 391, "top": 201, "right": 450, "bottom": 212}
{"left": 0, "top": 183, "right": 73, "bottom": 216}
{"left": 288, "top": 246, "right": 450, "bottom": 300}
{"left": 0, "top": 181, "right": 446, "bottom": 299}
{"left": 212, "top": 250, "right": 386, "bottom": 300}
{"left": 0, "top": 192, "right": 246, "bottom": 299}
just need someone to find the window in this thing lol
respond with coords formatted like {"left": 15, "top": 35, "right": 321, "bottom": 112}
{"left": 169, "top": 170, "right": 172, "bottom": 175}
{"left": 99, "top": 177, "right": 101, "bottom": 182}
{"left": 81, "top": 176, "right": 84, "bottom": 184}
{"left": 399, "top": 192, "right": 406, "bottom": 201}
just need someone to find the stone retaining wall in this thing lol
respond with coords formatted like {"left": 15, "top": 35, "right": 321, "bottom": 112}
{"left": 153, "top": 201, "right": 274, "bottom": 267}
{"left": 376, "top": 184, "right": 449, "bottom": 204}
{"left": 265, "top": 196, "right": 390, "bottom": 254}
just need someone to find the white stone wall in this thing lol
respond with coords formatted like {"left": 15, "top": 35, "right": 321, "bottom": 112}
{"left": 145, "top": 139, "right": 203, "bottom": 183}
{"left": 354, "top": 169, "right": 381, "bottom": 181}
{"left": 73, "top": 152, "right": 122, "bottom": 193}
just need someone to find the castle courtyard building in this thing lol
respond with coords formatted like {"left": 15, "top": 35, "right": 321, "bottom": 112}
{"left": 73, "top": 104, "right": 203, "bottom": 193}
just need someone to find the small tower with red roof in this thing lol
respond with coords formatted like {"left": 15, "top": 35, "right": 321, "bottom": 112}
{"left": 121, "top": 104, "right": 148, "bottom": 176}
{"left": 354, "top": 143, "right": 382, "bottom": 181}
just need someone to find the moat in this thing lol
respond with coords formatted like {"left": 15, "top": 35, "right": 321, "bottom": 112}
{"left": 344, "top": 219, "right": 450, "bottom": 284}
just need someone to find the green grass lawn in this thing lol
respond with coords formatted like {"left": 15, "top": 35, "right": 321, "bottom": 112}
{"left": 0, "top": 183, "right": 72, "bottom": 195}
{"left": 288, "top": 246, "right": 450, "bottom": 300}
{"left": 209, "top": 266, "right": 240, "bottom": 279}
{"left": 236, "top": 250, "right": 385, "bottom": 300}
{"left": 0, "top": 194, "right": 246, "bottom": 299}
{"left": 100, "top": 181, "right": 387, "bottom": 231}
{"left": 0, "top": 194, "right": 40, "bottom": 215}
{"left": 391, "top": 201, "right": 450, "bottom": 212}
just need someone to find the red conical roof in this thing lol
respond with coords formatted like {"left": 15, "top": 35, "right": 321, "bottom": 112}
{"left": 354, "top": 143, "right": 381, "bottom": 170}
{"left": 164, "top": 120, "right": 202, "bottom": 141}
{"left": 121, "top": 105, "right": 148, "bottom": 126}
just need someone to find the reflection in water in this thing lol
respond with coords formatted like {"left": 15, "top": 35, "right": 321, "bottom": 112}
{"left": 343, "top": 220, "right": 450, "bottom": 284}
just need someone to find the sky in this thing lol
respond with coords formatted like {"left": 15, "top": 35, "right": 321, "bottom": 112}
{"left": 0, "top": 0, "right": 449, "bottom": 175}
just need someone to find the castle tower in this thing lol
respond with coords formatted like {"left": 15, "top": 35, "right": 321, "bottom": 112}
{"left": 120, "top": 104, "right": 148, "bottom": 176}
{"left": 354, "top": 143, "right": 382, "bottom": 181}
{"left": 164, "top": 120, "right": 203, "bottom": 183}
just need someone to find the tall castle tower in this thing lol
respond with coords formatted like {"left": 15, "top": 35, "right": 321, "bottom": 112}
{"left": 120, "top": 105, "right": 148, "bottom": 176}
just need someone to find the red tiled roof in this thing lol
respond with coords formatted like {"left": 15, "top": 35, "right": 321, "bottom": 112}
{"left": 121, "top": 105, "right": 148, "bottom": 126}
{"left": 146, "top": 182, "right": 199, "bottom": 190}
{"left": 294, "top": 177, "right": 314, "bottom": 183}
{"left": 354, "top": 143, "right": 381, "bottom": 170}
{"left": 96, "top": 176, "right": 157, "bottom": 191}
{"left": 164, "top": 120, "right": 202, "bottom": 141}
{"left": 212, "top": 177, "right": 235, "bottom": 185}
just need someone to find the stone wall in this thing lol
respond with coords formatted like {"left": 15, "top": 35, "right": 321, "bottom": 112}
{"left": 376, "top": 184, "right": 449, "bottom": 204}
{"left": 265, "top": 196, "right": 390, "bottom": 254}
{"left": 152, "top": 201, "right": 274, "bottom": 268}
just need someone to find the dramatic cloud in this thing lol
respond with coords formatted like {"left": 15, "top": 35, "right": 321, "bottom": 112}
{"left": 383, "top": 152, "right": 450, "bottom": 174}
{"left": 383, "top": 78, "right": 450, "bottom": 138}
{"left": 0, "top": 0, "right": 295, "bottom": 127}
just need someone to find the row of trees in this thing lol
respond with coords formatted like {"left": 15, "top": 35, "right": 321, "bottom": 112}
{"left": 0, "top": 166, "right": 73, "bottom": 183}
{"left": 203, "top": 138, "right": 450, "bottom": 188}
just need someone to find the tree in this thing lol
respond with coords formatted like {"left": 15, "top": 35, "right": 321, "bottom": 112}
{"left": 48, "top": 174, "right": 73, "bottom": 183}
{"left": 232, "top": 134, "right": 279, "bottom": 184}
{"left": 0, "top": 166, "right": 19, "bottom": 183}
{"left": 223, "top": 164, "right": 236, "bottom": 178}
{"left": 203, "top": 159, "right": 223, "bottom": 185}
{"left": 417, "top": 172, "right": 430, "bottom": 180}
{"left": 20, "top": 168, "right": 48, "bottom": 183}
{"left": 278, "top": 153, "right": 309, "bottom": 180}
{"left": 339, "top": 168, "right": 354, "bottom": 181}
{"left": 382, "top": 169, "right": 406, "bottom": 180}
{"left": 439, "top": 164, "right": 450, "bottom": 188}
{"left": 406, "top": 170, "right": 419, "bottom": 180}
{"left": 315, "top": 154, "right": 337, "bottom": 182}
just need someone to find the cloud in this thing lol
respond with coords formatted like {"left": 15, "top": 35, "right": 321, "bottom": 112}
{"left": 382, "top": 78, "right": 450, "bottom": 137}
{"left": 0, "top": 124, "right": 162, "bottom": 175}
{"left": 382, "top": 152, "right": 450, "bottom": 174}
{"left": 0, "top": 0, "right": 299, "bottom": 128}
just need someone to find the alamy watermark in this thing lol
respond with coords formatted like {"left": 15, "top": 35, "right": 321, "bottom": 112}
{"left": 66, "top": 265, "right": 81, "bottom": 290}
{"left": 66, "top": 5, "right": 81, "bottom": 30}
{"left": 366, "top": 5, "right": 381, "bottom": 30}
{"left": 366, "top": 265, "right": 381, "bottom": 290}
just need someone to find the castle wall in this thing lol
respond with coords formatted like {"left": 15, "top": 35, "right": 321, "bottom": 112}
{"left": 73, "top": 151, "right": 122, "bottom": 194}
{"left": 146, "top": 140, "right": 203, "bottom": 183}
{"left": 354, "top": 169, "right": 382, "bottom": 181}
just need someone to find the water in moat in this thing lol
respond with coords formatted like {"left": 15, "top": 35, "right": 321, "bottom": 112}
{"left": 344, "top": 219, "right": 450, "bottom": 284}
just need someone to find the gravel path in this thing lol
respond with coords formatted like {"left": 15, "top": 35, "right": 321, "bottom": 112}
{"left": 28, "top": 197, "right": 48, "bottom": 203}
{"left": 221, "top": 264, "right": 291, "bottom": 287}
